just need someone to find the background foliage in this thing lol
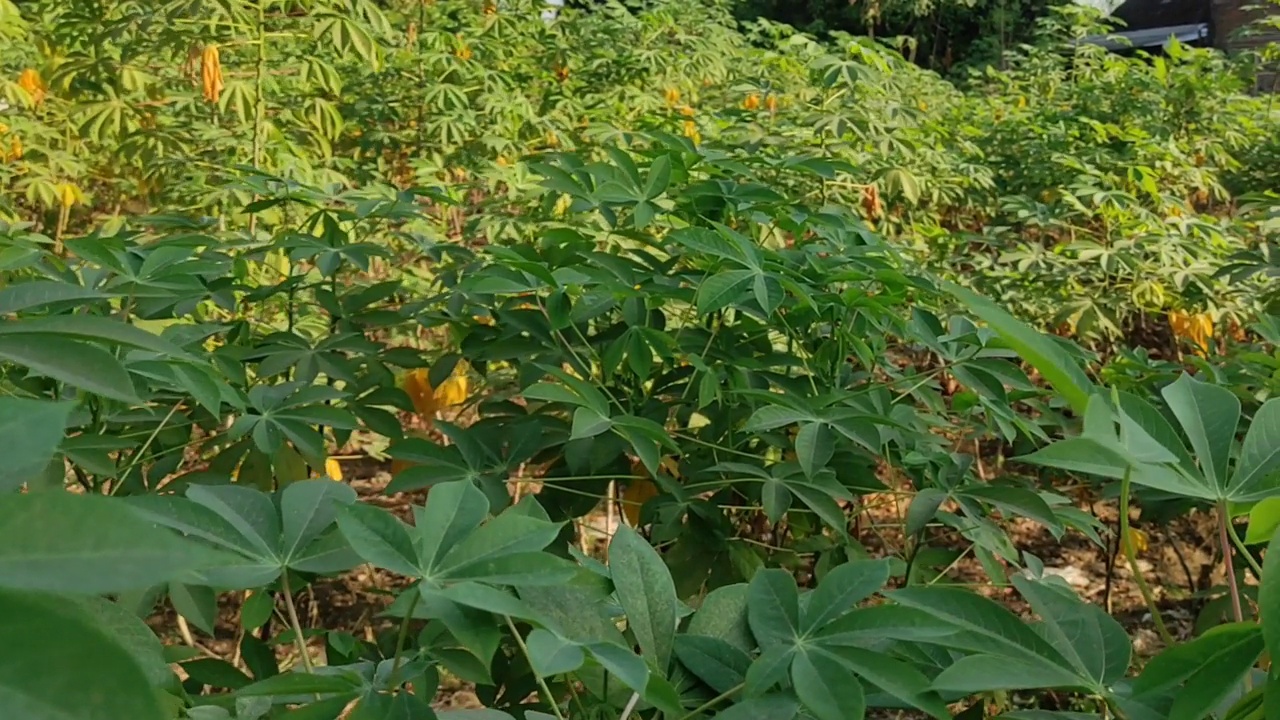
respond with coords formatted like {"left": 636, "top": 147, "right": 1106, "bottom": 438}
{"left": 3, "top": 0, "right": 1280, "bottom": 718}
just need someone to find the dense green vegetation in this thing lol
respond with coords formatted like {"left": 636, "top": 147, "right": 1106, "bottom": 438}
{"left": 3, "top": 0, "right": 1280, "bottom": 718}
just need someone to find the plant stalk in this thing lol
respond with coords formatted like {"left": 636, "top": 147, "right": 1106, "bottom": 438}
{"left": 387, "top": 589, "right": 421, "bottom": 691}
{"left": 1119, "top": 466, "right": 1174, "bottom": 645}
{"left": 1223, "top": 507, "right": 1265, "bottom": 580}
{"left": 675, "top": 682, "right": 743, "bottom": 720}
{"left": 249, "top": 0, "right": 267, "bottom": 235}
{"left": 503, "top": 615, "right": 566, "bottom": 720}
{"left": 1219, "top": 500, "right": 1246, "bottom": 624}
{"left": 281, "top": 573, "right": 315, "bottom": 674}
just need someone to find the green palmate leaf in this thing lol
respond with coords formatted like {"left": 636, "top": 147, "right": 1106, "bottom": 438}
{"left": 748, "top": 568, "right": 800, "bottom": 649}
{"left": 744, "top": 644, "right": 796, "bottom": 695}
{"left": 1016, "top": 436, "right": 1130, "bottom": 480}
{"left": 959, "top": 486, "right": 1064, "bottom": 537}
{"left": 1133, "top": 623, "right": 1264, "bottom": 720}
{"left": 518, "top": 584, "right": 626, "bottom": 646}
{"left": 569, "top": 406, "right": 611, "bottom": 439}
{"left": 801, "top": 558, "right": 889, "bottom": 632}
{"left": 236, "top": 669, "right": 365, "bottom": 697}
{"left": 823, "top": 646, "right": 949, "bottom": 719}
{"left": 0, "top": 335, "right": 141, "bottom": 403}
{"left": 417, "top": 481, "right": 489, "bottom": 573}
{"left": 644, "top": 155, "right": 672, "bottom": 199}
{"left": 794, "top": 422, "right": 834, "bottom": 477}
{"left": 185, "top": 485, "right": 280, "bottom": 557}
{"left": 0, "top": 280, "right": 109, "bottom": 313}
{"left": 1116, "top": 391, "right": 1194, "bottom": 470}
{"left": 685, "top": 583, "right": 753, "bottom": 651}
{"left": 906, "top": 488, "right": 947, "bottom": 536}
{"left": 0, "top": 398, "right": 74, "bottom": 492}
{"left": 931, "top": 654, "right": 1083, "bottom": 693}
{"left": 1011, "top": 575, "right": 1130, "bottom": 689}
{"left": 434, "top": 582, "right": 534, "bottom": 619}
{"left": 743, "top": 405, "right": 811, "bottom": 432}
{"left": 171, "top": 583, "right": 218, "bottom": 635}
{"left": 0, "top": 493, "right": 225, "bottom": 593}
{"left": 444, "top": 552, "right": 577, "bottom": 586}
{"left": 1232, "top": 399, "right": 1280, "bottom": 500}
{"left": 695, "top": 269, "right": 754, "bottom": 314}
{"left": 336, "top": 503, "right": 419, "bottom": 576}
{"left": 0, "top": 314, "right": 191, "bottom": 358}
{"left": 182, "top": 658, "right": 253, "bottom": 689}
{"left": 1172, "top": 630, "right": 1269, "bottom": 717}
{"left": 1262, "top": 527, "right": 1280, "bottom": 667}
{"left": 943, "top": 281, "right": 1094, "bottom": 414}
{"left": 69, "top": 595, "right": 170, "bottom": 687}
{"left": 526, "top": 629, "right": 586, "bottom": 676}
{"left": 609, "top": 524, "right": 677, "bottom": 673}
{"left": 279, "top": 479, "right": 357, "bottom": 563}
{"left": 0, "top": 589, "right": 167, "bottom": 720}
{"left": 713, "top": 694, "right": 801, "bottom": 720}
{"left": 438, "top": 511, "right": 563, "bottom": 575}
{"left": 1161, "top": 373, "right": 1239, "bottom": 493}
{"left": 792, "top": 650, "right": 865, "bottom": 720}
{"left": 673, "top": 635, "right": 752, "bottom": 693}
{"left": 888, "top": 586, "right": 1072, "bottom": 667}
{"left": 1247, "top": 498, "right": 1280, "bottom": 544}
{"left": 816, "top": 604, "right": 960, "bottom": 646}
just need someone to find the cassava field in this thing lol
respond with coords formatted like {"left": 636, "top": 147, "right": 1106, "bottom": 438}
{"left": 3, "top": 0, "right": 1280, "bottom": 718}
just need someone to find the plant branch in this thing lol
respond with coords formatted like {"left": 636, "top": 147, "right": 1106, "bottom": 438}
{"left": 1119, "top": 466, "right": 1174, "bottom": 645}
{"left": 675, "top": 682, "right": 743, "bottom": 720}
{"left": 503, "top": 615, "right": 566, "bottom": 720}
{"left": 1223, "top": 508, "right": 1265, "bottom": 580}
{"left": 281, "top": 573, "right": 315, "bottom": 674}
{"left": 388, "top": 588, "right": 421, "bottom": 691}
{"left": 1218, "top": 500, "right": 1246, "bottom": 623}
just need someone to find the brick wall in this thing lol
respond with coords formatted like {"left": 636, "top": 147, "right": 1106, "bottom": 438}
{"left": 1211, "top": 0, "right": 1280, "bottom": 51}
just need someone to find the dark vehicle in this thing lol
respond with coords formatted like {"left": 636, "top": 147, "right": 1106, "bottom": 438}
{"left": 1082, "top": 0, "right": 1212, "bottom": 52}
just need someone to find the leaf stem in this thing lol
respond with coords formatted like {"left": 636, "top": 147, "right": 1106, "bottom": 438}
{"left": 1218, "top": 500, "right": 1246, "bottom": 624}
{"left": 1119, "top": 466, "right": 1174, "bottom": 646}
{"left": 280, "top": 573, "right": 315, "bottom": 674}
{"left": 388, "top": 589, "right": 421, "bottom": 691}
{"left": 675, "top": 682, "right": 743, "bottom": 720}
{"left": 503, "top": 615, "right": 566, "bottom": 720}
{"left": 1222, "top": 507, "right": 1265, "bottom": 579}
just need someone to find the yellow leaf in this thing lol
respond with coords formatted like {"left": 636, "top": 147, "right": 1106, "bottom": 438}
{"left": 403, "top": 368, "right": 440, "bottom": 417}
{"left": 435, "top": 373, "right": 469, "bottom": 408}
{"left": 57, "top": 182, "right": 79, "bottom": 210}
{"left": 621, "top": 477, "right": 658, "bottom": 527}
{"left": 325, "top": 458, "right": 343, "bottom": 481}
{"left": 17, "top": 68, "right": 45, "bottom": 105}
{"left": 1126, "top": 527, "right": 1148, "bottom": 554}
{"left": 200, "top": 44, "right": 223, "bottom": 104}
{"left": 402, "top": 364, "right": 469, "bottom": 418}
{"left": 1169, "top": 311, "right": 1213, "bottom": 356}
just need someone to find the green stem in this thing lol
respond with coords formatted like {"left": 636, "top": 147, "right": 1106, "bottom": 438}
{"left": 1219, "top": 500, "right": 1246, "bottom": 624}
{"left": 248, "top": 0, "right": 267, "bottom": 235}
{"left": 1223, "top": 507, "right": 1265, "bottom": 580}
{"left": 503, "top": 615, "right": 566, "bottom": 720}
{"left": 280, "top": 573, "right": 315, "bottom": 674}
{"left": 252, "top": 0, "right": 266, "bottom": 170}
{"left": 111, "top": 401, "right": 184, "bottom": 496}
{"left": 387, "top": 590, "right": 421, "bottom": 691}
{"left": 1119, "top": 466, "right": 1174, "bottom": 646}
{"left": 675, "top": 682, "right": 743, "bottom": 720}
